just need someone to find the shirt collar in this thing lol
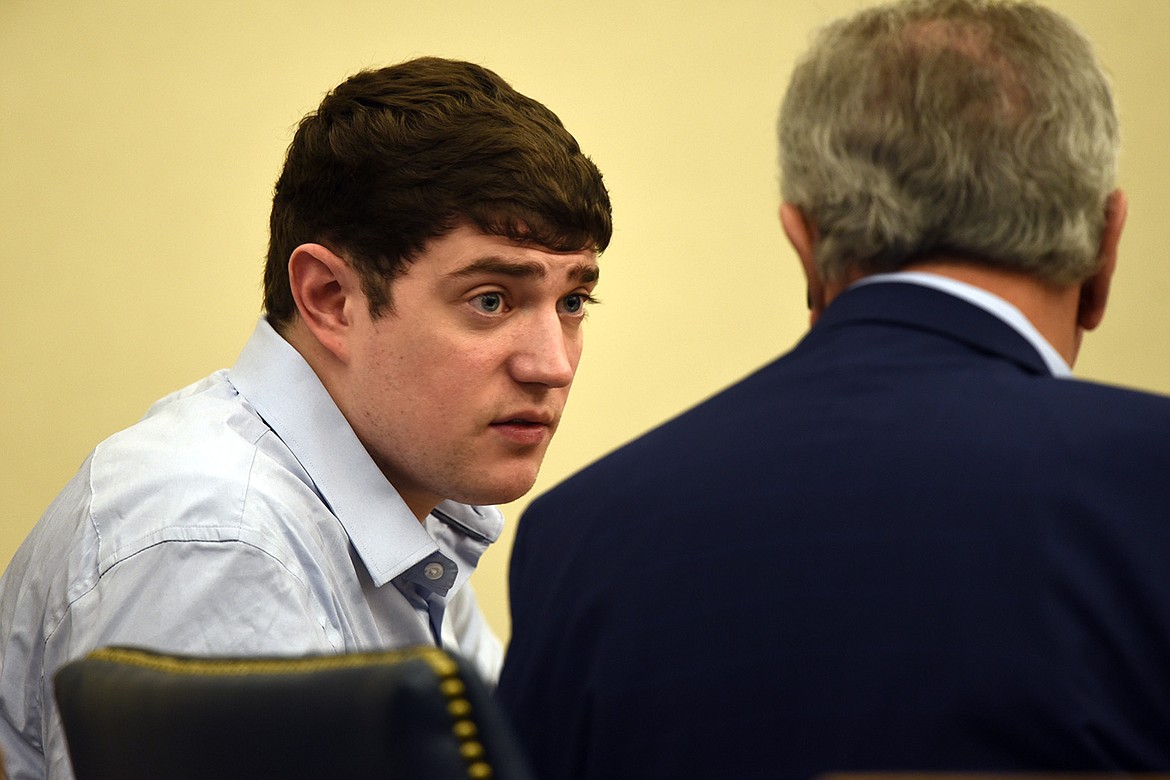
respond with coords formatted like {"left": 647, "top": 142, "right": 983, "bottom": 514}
{"left": 853, "top": 272, "right": 1072, "bottom": 377}
{"left": 226, "top": 318, "right": 503, "bottom": 587}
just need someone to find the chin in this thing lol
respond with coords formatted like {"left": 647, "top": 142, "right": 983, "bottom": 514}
{"left": 461, "top": 471, "right": 542, "bottom": 507}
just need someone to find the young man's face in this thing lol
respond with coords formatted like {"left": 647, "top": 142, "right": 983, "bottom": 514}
{"left": 344, "top": 222, "right": 599, "bottom": 519}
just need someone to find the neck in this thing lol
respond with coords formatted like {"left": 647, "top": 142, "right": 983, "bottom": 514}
{"left": 277, "top": 317, "right": 437, "bottom": 524}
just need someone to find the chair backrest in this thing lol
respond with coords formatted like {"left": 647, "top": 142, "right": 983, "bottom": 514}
{"left": 54, "top": 644, "right": 535, "bottom": 780}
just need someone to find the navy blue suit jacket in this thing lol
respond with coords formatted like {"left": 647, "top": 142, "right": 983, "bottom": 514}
{"left": 497, "top": 281, "right": 1170, "bottom": 779}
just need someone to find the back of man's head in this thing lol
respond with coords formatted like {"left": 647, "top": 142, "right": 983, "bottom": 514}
{"left": 778, "top": 0, "right": 1118, "bottom": 286}
{"left": 263, "top": 56, "right": 613, "bottom": 330}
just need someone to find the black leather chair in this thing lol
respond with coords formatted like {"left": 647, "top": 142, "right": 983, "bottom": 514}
{"left": 53, "top": 644, "right": 535, "bottom": 780}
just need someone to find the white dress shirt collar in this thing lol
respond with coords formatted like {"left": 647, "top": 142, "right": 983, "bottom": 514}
{"left": 853, "top": 271, "right": 1072, "bottom": 378}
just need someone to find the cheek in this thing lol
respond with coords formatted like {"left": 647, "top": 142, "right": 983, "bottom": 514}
{"left": 569, "top": 336, "right": 586, "bottom": 374}
{"left": 401, "top": 357, "right": 484, "bottom": 417}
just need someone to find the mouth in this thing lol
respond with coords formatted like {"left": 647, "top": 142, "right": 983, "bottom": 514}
{"left": 490, "top": 411, "right": 557, "bottom": 446}
{"left": 491, "top": 410, "right": 556, "bottom": 427}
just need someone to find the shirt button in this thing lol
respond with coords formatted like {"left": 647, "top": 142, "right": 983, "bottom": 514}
{"left": 424, "top": 562, "right": 445, "bottom": 581}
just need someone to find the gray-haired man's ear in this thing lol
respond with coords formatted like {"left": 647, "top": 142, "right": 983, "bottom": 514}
{"left": 780, "top": 202, "right": 827, "bottom": 325}
{"left": 1077, "top": 188, "right": 1127, "bottom": 333}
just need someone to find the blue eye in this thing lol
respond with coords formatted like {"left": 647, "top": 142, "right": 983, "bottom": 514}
{"left": 474, "top": 293, "right": 504, "bottom": 313}
{"left": 561, "top": 293, "right": 593, "bottom": 315}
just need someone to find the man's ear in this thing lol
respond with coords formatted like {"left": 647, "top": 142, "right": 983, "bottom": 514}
{"left": 1077, "top": 189, "right": 1127, "bottom": 332}
{"left": 780, "top": 202, "right": 827, "bottom": 323}
{"left": 287, "top": 243, "right": 361, "bottom": 363}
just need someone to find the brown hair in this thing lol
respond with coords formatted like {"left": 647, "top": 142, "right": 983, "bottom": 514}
{"left": 264, "top": 57, "right": 612, "bottom": 328}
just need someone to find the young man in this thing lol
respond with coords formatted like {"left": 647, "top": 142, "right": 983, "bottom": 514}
{"left": 498, "top": 1, "right": 1170, "bottom": 776}
{"left": 0, "top": 57, "right": 611, "bottom": 780}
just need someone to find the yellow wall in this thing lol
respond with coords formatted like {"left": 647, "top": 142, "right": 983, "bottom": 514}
{"left": 3, "top": 1, "right": 1169, "bottom": 642}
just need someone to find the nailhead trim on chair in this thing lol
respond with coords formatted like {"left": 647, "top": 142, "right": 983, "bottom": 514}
{"left": 85, "top": 645, "right": 495, "bottom": 779}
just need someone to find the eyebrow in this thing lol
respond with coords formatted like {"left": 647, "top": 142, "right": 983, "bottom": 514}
{"left": 446, "top": 257, "right": 600, "bottom": 284}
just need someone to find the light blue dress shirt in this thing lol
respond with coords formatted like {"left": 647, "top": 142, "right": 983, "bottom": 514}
{"left": 0, "top": 319, "right": 504, "bottom": 780}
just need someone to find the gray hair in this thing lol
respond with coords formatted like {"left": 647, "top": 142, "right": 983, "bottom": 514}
{"left": 778, "top": 0, "right": 1119, "bottom": 285}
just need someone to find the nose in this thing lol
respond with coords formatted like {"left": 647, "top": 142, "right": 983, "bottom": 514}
{"left": 509, "top": 312, "right": 577, "bottom": 388}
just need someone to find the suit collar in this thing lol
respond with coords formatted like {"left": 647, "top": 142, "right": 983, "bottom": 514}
{"left": 813, "top": 280, "right": 1053, "bottom": 377}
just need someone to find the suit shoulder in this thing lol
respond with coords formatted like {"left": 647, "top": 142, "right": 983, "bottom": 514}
{"left": 1047, "top": 375, "right": 1170, "bottom": 429}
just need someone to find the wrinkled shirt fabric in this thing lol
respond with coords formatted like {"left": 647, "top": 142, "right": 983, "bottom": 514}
{"left": 0, "top": 319, "right": 504, "bottom": 780}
